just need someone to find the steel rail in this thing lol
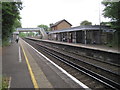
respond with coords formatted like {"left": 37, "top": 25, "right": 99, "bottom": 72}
{"left": 38, "top": 44, "right": 120, "bottom": 90}
{"left": 36, "top": 41, "right": 120, "bottom": 76}
{"left": 27, "top": 37, "right": 120, "bottom": 67}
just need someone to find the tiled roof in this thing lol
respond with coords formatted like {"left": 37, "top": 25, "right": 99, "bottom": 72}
{"left": 50, "top": 19, "right": 72, "bottom": 27}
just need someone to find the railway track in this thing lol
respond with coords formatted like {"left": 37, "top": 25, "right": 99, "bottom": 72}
{"left": 34, "top": 39, "right": 120, "bottom": 66}
{"left": 23, "top": 38, "right": 120, "bottom": 90}
{"left": 36, "top": 40, "right": 120, "bottom": 74}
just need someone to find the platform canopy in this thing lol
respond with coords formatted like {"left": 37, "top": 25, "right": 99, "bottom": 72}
{"left": 49, "top": 25, "right": 116, "bottom": 34}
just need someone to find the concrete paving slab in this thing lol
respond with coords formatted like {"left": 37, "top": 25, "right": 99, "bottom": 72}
{"left": 20, "top": 39, "right": 85, "bottom": 89}
{"left": 2, "top": 42, "right": 34, "bottom": 88}
{"left": 20, "top": 39, "right": 53, "bottom": 88}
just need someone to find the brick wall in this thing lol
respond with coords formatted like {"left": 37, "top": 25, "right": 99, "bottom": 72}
{"left": 56, "top": 21, "right": 71, "bottom": 30}
{"left": 51, "top": 21, "right": 71, "bottom": 30}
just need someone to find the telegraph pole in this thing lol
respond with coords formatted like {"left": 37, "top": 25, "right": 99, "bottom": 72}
{"left": 99, "top": 1, "right": 102, "bottom": 44}
{"left": 99, "top": 1, "right": 101, "bottom": 29}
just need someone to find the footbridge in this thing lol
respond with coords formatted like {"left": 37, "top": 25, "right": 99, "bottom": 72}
{"left": 16, "top": 28, "right": 48, "bottom": 39}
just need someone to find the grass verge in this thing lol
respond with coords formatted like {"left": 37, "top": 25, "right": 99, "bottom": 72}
{"left": 2, "top": 40, "right": 10, "bottom": 47}
{"left": 1, "top": 77, "right": 10, "bottom": 90}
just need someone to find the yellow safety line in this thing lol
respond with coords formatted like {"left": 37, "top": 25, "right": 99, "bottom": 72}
{"left": 20, "top": 43, "right": 39, "bottom": 89}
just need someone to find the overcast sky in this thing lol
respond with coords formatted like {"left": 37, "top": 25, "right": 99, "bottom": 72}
{"left": 20, "top": 0, "right": 110, "bottom": 28}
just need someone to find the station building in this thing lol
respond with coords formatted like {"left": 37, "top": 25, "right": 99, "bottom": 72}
{"left": 48, "top": 19, "right": 116, "bottom": 45}
{"left": 50, "top": 19, "right": 72, "bottom": 31}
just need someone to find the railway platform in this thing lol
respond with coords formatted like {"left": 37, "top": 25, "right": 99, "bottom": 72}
{"left": 3, "top": 41, "right": 34, "bottom": 88}
{"left": 30, "top": 37, "right": 119, "bottom": 54}
{"left": 2, "top": 38, "right": 88, "bottom": 89}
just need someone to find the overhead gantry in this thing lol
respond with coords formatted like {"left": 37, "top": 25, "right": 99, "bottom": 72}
{"left": 16, "top": 28, "right": 48, "bottom": 39}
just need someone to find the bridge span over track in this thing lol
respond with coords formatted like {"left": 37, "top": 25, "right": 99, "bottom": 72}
{"left": 16, "top": 28, "right": 48, "bottom": 39}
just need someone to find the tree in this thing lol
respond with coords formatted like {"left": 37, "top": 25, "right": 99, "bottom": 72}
{"left": 102, "top": 1, "right": 120, "bottom": 47}
{"left": 28, "top": 32, "right": 35, "bottom": 37}
{"left": 100, "top": 22, "right": 111, "bottom": 26}
{"left": 80, "top": 20, "right": 92, "bottom": 25}
{"left": 2, "top": 2, "right": 23, "bottom": 42}
{"left": 19, "top": 32, "right": 27, "bottom": 37}
{"left": 14, "top": 19, "right": 22, "bottom": 28}
{"left": 102, "top": 1, "right": 120, "bottom": 28}
{"left": 37, "top": 24, "right": 50, "bottom": 32}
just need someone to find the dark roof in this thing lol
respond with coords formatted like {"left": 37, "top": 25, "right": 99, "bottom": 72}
{"left": 50, "top": 19, "right": 72, "bottom": 27}
{"left": 49, "top": 25, "right": 116, "bottom": 34}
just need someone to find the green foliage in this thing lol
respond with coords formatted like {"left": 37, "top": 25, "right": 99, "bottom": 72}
{"left": 37, "top": 24, "right": 50, "bottom": 32}
{"left": 2, "top": 2, "right": 22, "bottom": 44}
{"left": 2, "top": 40, "right": 10, "bottom": 47}
{"left": 80, "top": 20, "right": 92, "bottom": 25}
{"left": 0, "top": 3, "right": 2, "bottom": 23}
{"left": 19, "top": 32, "right": 27, "bottom": 37}
{"left": 102, "top": 1, "right": 120, "bottom": 48}
{"left": 2, "top": 77, "right": 9, "bottom": 90}
{"left": 28, "top": 32, "right": 35, "bottom": 36}
{"left": 14, "top": 19, "right": 22, "bottom": 28}
{"left": 100, "top": 22, "right": 111, "bottom": 26}
{"left": 19, "top": 32, "right": 35, "bottom": 37}
{"left": 102, "top": 1, "right": 120, "bottom": 21}
{"left": 102, "top": 1, "right": 120, "bottom": 28}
